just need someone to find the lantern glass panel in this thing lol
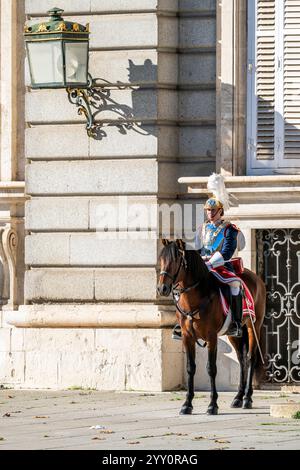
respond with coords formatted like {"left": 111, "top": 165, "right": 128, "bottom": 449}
{"left": 27, "top": 40, "right": 64, "bottom": 87}
{"left": 65, "top": 42, "right": 89, "bottom": 85}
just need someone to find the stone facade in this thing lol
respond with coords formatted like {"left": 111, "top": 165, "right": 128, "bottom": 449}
{"left": 2, "top": 0, "right": 296, "bottom": 392}
{"left": 0, "top": 0, "right": 218, "bottom": 390}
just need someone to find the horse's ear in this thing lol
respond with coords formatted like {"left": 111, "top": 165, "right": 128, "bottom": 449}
{"left": 175, "top": 239, "right": 186, "bottom": 251}
{"left": 162, "top": 239, "right": 170, "bottom": 246}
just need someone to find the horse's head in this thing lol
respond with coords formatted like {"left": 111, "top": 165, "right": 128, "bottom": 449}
{"left": 157, "top": 239, "right": 187, "bottom": 297}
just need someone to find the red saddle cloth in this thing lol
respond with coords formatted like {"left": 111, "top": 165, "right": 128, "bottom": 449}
{"left": 209, "top": 265, "right": 256, "bottom": 320}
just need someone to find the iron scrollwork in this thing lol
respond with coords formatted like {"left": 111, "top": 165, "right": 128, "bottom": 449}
{"left": 257, "top": 229, "right": 300, "bottom": 384}
{"left": 67, "top": 74, "right": 137, "bottom": 140}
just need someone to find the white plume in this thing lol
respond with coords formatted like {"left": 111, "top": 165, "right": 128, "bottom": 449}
{"left": 207, "top": 173, "right": 230, "bottom": 211}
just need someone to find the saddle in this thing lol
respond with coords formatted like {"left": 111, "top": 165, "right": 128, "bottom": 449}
{"left": 230, "top": 257, "right": 244, "bottom": 275}
{"left": 209, "top": 258, "right": 256, "bottom": 321}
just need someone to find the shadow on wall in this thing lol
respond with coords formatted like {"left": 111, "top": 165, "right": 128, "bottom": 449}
{"left": 88, "top": 59, "right": 158, "bottom": 140}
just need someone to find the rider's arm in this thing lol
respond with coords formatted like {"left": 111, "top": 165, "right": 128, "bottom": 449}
{"left": 206, "top": 224, "right": 238, "bottom": 270}
{"left": 220, "top": 224, "right": 238, "bottom": 262}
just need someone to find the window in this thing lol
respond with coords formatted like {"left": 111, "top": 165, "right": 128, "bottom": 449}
{"left": 247, "top": 0, "right": 300, "bottom": 174}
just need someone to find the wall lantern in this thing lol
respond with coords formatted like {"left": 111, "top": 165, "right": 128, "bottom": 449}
{"left": 25, "top": 7, "right": 105, "bottom": 138}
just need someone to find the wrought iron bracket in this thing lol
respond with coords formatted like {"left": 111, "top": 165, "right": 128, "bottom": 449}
{"left": 67, "top": 74, "right": 102, "bottom": 139}
{"left": 66, "top": 73, "right": 135, "bottom": 140}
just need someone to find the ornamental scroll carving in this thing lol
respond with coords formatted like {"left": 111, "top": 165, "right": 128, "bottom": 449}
{"left": 0, "top": 225, "right": 18, "bottom": 310}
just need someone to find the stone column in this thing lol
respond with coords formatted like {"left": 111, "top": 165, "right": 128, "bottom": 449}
{"left": 0, "top": 0, "right": 26, "bottom": 317}
{"left": 179, "top": 0, "right": 217, "bottom": 180}
{"left": 0, "top": 0, "right": 25, "bottom": 181}
{"left": 238, "top": 227, "right": 257, "bottom": 272}
{"left": 216, "top": 0, "right": 247, "bottom": 176}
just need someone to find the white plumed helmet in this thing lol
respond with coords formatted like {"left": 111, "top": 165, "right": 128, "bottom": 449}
{"left": 204, "top": 173, "right": 230, "bottom": 212}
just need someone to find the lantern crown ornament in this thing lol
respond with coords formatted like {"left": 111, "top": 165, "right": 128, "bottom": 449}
{"left": 24, "top": 7, "right": 90, "bottom": 89}
{"left": 24, "top": 8, "right": 89, "bottom": 37}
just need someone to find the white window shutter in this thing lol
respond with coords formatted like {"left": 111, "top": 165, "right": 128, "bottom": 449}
{"left": 283, "top": 0, "right": 300, "bottom": 162}
{"left": 248, "top": 0, "right": 300, "bottom": 173}
{"left": 256, "top": 0, "right": 276, "bottom": 161}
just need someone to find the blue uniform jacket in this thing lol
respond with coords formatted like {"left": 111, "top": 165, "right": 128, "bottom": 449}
{"left": 200, "top": 223, "right": 238, "bottom": 272}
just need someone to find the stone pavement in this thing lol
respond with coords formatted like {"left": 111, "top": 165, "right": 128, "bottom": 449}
{"left": 0, "top": 389, "right": 299, "bottom": 450}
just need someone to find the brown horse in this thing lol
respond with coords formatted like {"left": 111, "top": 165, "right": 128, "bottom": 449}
{"left": 157, "top": 239, "right": 266, "bottom": 415}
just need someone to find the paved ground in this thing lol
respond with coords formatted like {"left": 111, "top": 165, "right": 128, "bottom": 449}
{"left": 0, "top": 389, "right": 299, "bottom": 450}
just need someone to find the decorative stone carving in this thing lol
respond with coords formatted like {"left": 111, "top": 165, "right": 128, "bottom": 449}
{"left": 0, "top": 224, "right": 18, "bottom": 310}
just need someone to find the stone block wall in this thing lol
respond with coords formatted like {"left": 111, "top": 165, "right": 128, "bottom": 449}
{"left": 0, "top": 320, "right": 182, "bottom": 391}
{"left": 0, "top": 0, "right": 218, "bottom": 391}
{"left": 24, "top": 0, "right": 217, "bottom": 305}
{"left": 178, "top": 0, "right": 216, "bottom": 178}
{"left": 24, "top": 0, "right": 179, "bottom": 306}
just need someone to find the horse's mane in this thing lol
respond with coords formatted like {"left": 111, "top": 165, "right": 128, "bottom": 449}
{"left": 160, "top": 242, "right": 209, "bottom": 283}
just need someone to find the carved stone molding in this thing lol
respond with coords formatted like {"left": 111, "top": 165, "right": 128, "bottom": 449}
{"left": 0, "top": 229, "right": 9, "bottom": 304}
{"left": 0, "top": 224, "right": 18, "bottom": 309}
{"left": 178, "top": 175, "right": 300, "bottom": 223}
{"left": 5, "top": 304, "right": 176, "bottom": 329}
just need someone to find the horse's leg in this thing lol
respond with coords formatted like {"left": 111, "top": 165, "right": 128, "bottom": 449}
{"left": 229, "top": 336, "right": 247, "bottom": 408}
{"left": 206, "top": 336, "right": 219, "bottom": 415}
{"left": 180, "top": 336, "right": 196, "bottom": 415}
{"left": 243, "top": 324, "right": 259, "bottom": 409}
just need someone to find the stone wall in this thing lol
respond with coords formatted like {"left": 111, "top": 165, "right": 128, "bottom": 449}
{"left": 24, "top": 0, "right": 216, "bottom": 305}
{"left": 24, "top": 0, "right": 178, "bottom": 305}
{"left": 179, "top": 0, "right": 216, "bottom": 177}
{"left": 0, "top": 0, "right": 218, "bottom": 391}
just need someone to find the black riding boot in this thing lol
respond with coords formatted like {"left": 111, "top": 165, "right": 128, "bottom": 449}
{"left": 227, "top": 293, "right": 243, "bottom": 338}
{"left": 172, "top": 324, "right": 182, "bottom": 340}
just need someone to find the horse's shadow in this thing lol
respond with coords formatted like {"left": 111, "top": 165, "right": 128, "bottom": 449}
{"left": 189, "top": 410, "right": 269, "bottom": 416}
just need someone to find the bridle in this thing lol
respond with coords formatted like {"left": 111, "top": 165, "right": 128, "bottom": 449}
{"left": 159, "top": 247, "right": 209, "bottom": 348}
{"left": 160, "top": 247, "right": 204, "bottom": 296}
{"left": 159, "top": 250, "right": 186, "bottom": 285}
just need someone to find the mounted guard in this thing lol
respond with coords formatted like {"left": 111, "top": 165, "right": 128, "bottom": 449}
{"left": 157, "top": 175, "right": 266, "bottom": 414}
{"left": 173, "top": 173, "right": 247, "bottom": 340}
{"left": 197, "top": 173, "right": 246, "bottom": 337}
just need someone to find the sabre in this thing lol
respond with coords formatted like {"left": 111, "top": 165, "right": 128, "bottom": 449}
{"left": 242, "top": 289, "right": 265, "bottom": 365}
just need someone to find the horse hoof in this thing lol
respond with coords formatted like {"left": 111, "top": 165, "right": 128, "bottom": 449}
{"left": 207, "top": 406, "right": 218, "bottom": 415}
{"left": 180, "top": 406, "right": 193, "bottom": 415}
{"left": 231, "top": 398, "right": 243, "bottom": 408}
{"left": 242, "top": 398, "right": 253, "bottom": 409}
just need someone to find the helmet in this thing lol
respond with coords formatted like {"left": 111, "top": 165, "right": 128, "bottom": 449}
{"left": 205, "top": 173, "right": 230, "bottom": 211}
{"left": 204, "top": 197, "right": 223, "bottom": 210}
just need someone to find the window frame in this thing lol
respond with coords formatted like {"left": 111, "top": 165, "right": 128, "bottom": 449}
{"left": 247, "top": 0, "right": 300, "bottom": 174}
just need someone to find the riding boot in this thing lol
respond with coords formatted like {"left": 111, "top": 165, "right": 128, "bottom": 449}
{"left": 227, "top": 293, "right": 243, "bottom": 338}
{"left": 172, "top": 323, "right": 182, "bottom": 340}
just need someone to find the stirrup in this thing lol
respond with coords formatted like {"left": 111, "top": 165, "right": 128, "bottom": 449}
{"left": 172, "top": 324, "right": 182, "bottom": 341}
{"left": 226, "top": 322, "right": 243, "bottom": 338}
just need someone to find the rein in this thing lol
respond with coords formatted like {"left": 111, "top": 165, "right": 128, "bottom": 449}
{"left": 172, "top": 288, "right": 209, "bottom": 348}
{"left": 160, "top": 250, "right": 209, "bottom": 348}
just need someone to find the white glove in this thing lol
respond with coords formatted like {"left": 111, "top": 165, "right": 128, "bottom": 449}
{"left": 208, "top": 251, "right": 225, "bottom": 269}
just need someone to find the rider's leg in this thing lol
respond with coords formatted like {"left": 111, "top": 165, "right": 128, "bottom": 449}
{"left": 226, "top": 281, "right": 243, "bottom": 338}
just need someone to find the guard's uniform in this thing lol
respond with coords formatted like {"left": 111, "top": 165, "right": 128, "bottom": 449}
{"left": 195, "top": 219, "right": 242, "bottom": 297}
{"left": 200, "top": 220, "right": 239, "bottom": 273}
